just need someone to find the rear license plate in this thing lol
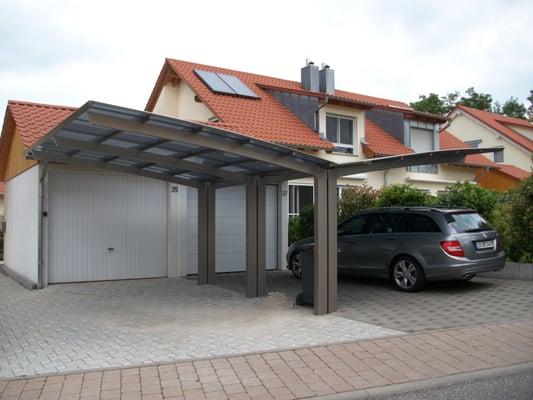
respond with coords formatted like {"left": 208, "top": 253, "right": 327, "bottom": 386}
{"left": 475, "top": 240, "right": 494, "bottom": 250}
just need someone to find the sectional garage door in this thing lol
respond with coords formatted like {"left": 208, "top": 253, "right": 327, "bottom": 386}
{"left": 186, "top": 185, "right": 278, "bottom": 274}
{"left": 48, "top": 170, "right": 168, "bottom": 283}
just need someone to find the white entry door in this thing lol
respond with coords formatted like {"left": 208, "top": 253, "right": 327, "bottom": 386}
{"left": 186, "top": 185, "right": 278, "bottom": 274}
{"left": 48, "top": 169, "right": 168, "bottom": 283}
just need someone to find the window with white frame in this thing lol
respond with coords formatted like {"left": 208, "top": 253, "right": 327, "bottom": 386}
{"left": 288, "top": 185, "right": 314, "bottom": 219}
{"left": 288, "top": 184, "right": 347, "bottom": 219}
{"left": 407, "top": 127, "right": 438, "bottom": 174}
{"left": 326, "top": 115, "right": 355, "bottom": 154}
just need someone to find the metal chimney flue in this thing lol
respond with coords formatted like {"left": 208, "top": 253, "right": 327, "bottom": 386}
{"left": 319, "top": 63, "right": 335, "bottom": 95}
{"left": 301, "top": 59, "right": 319, "bottom": 92}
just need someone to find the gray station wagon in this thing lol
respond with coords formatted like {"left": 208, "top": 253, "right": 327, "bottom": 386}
{"left": 287, "top": 207, "right": 506, "bottom": 291}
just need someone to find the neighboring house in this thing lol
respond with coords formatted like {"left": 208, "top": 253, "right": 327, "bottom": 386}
{"left": 445, "top": 105, "right": 532, "bottom": 190}
{"left": 0, "top": 59, "right": 495, "bottom": 288}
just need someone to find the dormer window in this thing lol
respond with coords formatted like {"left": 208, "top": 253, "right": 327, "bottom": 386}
{"left": 326, "top": 114, "right": 355, "bottom": 154}
{"left": 407, "top": 126, "right": 438, "bottom": 174}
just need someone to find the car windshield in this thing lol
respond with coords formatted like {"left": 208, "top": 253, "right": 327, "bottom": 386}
{"left": 445, "top": 212, "right": 493, "bottom": 233}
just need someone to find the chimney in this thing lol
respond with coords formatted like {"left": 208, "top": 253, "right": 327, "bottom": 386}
{"left": 319, "top": 63, "right": 335, "bottom": 95}
{"left": 301, "top": 59, "right": 319, "bottom": 92}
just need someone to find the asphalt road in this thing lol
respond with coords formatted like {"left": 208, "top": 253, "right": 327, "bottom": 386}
{"left": 370, "top": 367, "right": 533, "bottom": 400}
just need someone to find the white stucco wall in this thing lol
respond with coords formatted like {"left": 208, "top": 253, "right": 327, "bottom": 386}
{"left": 4, "top": 165, "right": 40, "bottom": 284}
{"left": 153, "top": 81, "right": 215, "bottom": 121}
{"left": 289, "top": 163, "right": 476, "bottom": 195}
{"left": 509, "top": 124, "right": 533, "bottom": 141}
{"left": 447, "top": 112, "right": 532, "bottom": 171}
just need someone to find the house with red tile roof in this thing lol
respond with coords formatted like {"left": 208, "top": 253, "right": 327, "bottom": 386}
{"left": 0, "top": 58, "right": 499, "bottom": 287}
{"left": 446, "top": 105, "right": 532, "bottom": 173}
{"left": 147, "top": 58, "right": 494, "bottom": 201}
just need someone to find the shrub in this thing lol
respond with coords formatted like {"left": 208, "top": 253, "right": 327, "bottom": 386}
{"left": 375, "top": 184, "right": 436, "bottom": 208}
{"left": 338, "top": 185, "right": 380, "bottom": 221}
{"left": 507, "top": 176, "right": 533, "bottom": 262}
{"left": 288, "top": 204, "right": 314, "bottom": 245}
{"left": 490, "top": 202, "right": 512, "bottom": 256}
{"left": 437, "top": 182, "right": 498, "bottom": 219}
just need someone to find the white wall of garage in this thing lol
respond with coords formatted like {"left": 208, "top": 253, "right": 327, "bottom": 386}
{"left": 4, "top": 166, "right": 281, "bottom": 285}
{"left": 47, "top": 167, "right": 168, "bottom": 283}
{"left": 4, "top": 165, "right": 40, "bottom": 284}
{"left": 185, "top": 184, "right": 279, "bottom": 274}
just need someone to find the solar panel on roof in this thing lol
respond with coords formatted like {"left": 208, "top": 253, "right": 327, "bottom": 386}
{"left": 195, "top": 70, "right": 235, "bottom": 95}
{"left": 217, "top": 74, "right": 258, "bottom": 98}
{"left": 194, "top": 69, "right": 259, "bottom": 99}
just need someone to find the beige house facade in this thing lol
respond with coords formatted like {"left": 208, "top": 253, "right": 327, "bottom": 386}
{"left": 446, "top": 106, "right": 533, "bottom": 172}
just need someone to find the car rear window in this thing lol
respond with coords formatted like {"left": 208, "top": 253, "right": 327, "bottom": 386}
{"left": 445, "top": 212, "right": 493, "bottom": 233}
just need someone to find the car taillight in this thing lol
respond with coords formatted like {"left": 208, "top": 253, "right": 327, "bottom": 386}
{"left": 440, "top": 240, "right": 464, "bottom": 257}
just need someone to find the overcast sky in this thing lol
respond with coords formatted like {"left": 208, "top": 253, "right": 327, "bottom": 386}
{"left": 1, "top": 0, "right": 532, "bottom": 122}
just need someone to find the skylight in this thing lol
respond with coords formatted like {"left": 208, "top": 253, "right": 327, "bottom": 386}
{"left": 194, "top": 70, "right": 259, "bottom": 99}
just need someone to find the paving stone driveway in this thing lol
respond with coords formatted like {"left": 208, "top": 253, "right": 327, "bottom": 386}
{"left": 1, "top": 271, "right": 531, "bottom": 380}
{"left": 0, "top": 274, "right": 398, "bottom": 379}
{"left": 217, "top": 271, "right": 533, "bottom": 332}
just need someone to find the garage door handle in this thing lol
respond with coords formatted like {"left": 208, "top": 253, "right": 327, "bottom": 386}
{"left": 108, "top": 247, "right": 115, "bottom": 252}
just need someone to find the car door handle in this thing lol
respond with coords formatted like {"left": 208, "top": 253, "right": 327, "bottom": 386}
{"left": 346, "top": 241, "right": 357, "bottom": 245}
{"left": 385, "top": 237, "right": 397, "bottom": 241}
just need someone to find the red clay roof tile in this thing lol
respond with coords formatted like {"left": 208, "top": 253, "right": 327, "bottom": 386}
{"left": 497, "top": 164, "right": 531, "bottom": 180}
{"left": 8, "top": 101, "right": 76, "bottom": 148}
{"left": 363, "top": 119, "right": 413, "bottom": 156}
{"left": 164, "top": 59, "right": 333, "bottom": 150}
{"left": 456, "top": 105, "right": 533, "bottom": 152}
{"left": 439, "top": 130, "right": 496, "bottom": 168}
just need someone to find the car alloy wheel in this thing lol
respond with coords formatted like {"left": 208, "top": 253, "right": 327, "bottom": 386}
{"left": 291, "top": 252, "right": 303, "bottom": 279}
{"left": 392, "top": 257, "right": 425, "bottom": 291}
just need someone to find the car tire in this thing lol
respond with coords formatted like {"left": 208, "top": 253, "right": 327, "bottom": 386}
{"left": 289, "top": 252, "right": 303, "bottom": 279}
{"left": 390, "top": 256, "right": 426, "bottom": 292}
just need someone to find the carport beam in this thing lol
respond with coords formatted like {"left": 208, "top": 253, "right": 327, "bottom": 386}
{"left": 246, "top": 177, "right": 267, "bottom": 298}
{"left": 313, "top": 169, "right": 338, "bottom": 315}
{"left": 198, "top": 182, "right": 216, "bottom": 285}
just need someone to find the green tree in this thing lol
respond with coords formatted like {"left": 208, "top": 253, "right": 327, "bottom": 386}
{"left": 410, "top": 92, "right": 459, "bottom": 115}
{"left": 457, "top": 87, "right": 493, "bottom": 111}
{"left": 501, "top": 97, "right": 527, "bottom": 119}
{"left": 410, "top": 93, "right": 446, "bottom": 115}
{"left": 527, "top": 90, "right": 533, "bottom": 122}
{"left": 375, "top": 184, "right": 436, "bottom": 207}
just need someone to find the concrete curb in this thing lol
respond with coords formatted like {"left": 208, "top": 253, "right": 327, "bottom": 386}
{"left": 479, "top": 261, "right": 533, "bottom": 281}
{"left": 311, "top": 362, "right": 533, "bottom": 399}
{"left": 0, "top": 263, "right": 37, "bottom": 290}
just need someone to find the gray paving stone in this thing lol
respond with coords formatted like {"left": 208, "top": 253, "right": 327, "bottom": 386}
{"left": 0, "top": 272, "right": 398, "bottom": 379}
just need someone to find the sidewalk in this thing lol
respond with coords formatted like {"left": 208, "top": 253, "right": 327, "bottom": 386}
{"left": 1, "top": 320, "right": 532, "bottom": 400}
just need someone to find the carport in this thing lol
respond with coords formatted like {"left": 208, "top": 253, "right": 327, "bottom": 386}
{"left": 26, "top": 101, "right": 501, "bottom": 315}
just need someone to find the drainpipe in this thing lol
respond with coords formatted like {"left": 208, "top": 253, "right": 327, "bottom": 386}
{"left": 383, "top": 169, "right": 390, "bottom": 187}
{"left": 37, "top": 162, "right": 48, "bottom": 289}
{"left": 313, "top": 96, "right": 329, "bottom": 134}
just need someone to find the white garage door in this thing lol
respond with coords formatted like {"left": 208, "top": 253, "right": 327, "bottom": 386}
{"left": 186, "top": 185, "right": 278, "bottom": 274}
{"left": 48, "top": 170, "right": 168, "bottom": 283}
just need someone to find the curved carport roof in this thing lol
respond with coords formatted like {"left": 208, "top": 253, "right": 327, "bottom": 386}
{"left": 26, "top": 101, "right": 503, "bottom": 315}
